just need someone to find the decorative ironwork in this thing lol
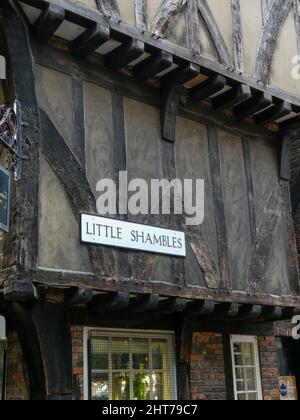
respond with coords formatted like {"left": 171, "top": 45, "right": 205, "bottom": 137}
{"left": 0, "top": 101, "right": 22, "bottom": 180}
{"left": 0, "top": 104, "right": 17, "bottom": 153}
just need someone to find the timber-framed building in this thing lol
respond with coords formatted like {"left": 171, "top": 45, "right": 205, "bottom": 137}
{"left": 1, "top": 0, "right": 300, "bottom": 400}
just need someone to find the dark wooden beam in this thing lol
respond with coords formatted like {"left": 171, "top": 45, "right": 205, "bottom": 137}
{"left": 208, "top": 125, "right": 231, "bottom": 290}
{"left": 186, "top": 299, "right": 216, "bottom": 316}
{"left": 163, "top": 62, "right": 201, "bottom": 85}
{"left": 71, "top": 23, "right": 110, "bottom": 57}
{"left": 32, "top": 4, "right": 65, "bottom": 43}
{"left": 176, "top": 320, "right": 193, "bottom": 401}
{"left": 3, "top": 8, "right": 40, "bottom": 269}
{"left": 106, "top": 39, "right": 145, "bottom": 71}
{"left": 254, "top": 100, "right": 292, "bottom": 126}
{"left": 190, "top": 75, "right": 226, "bottom": 102}
{"left": 90, "top": 292, "right": 130, "bottom": 311}
{"left": 254, "top": 0, "right": 293, "bottom": 84}
{"left": 279, "top": 115, "right": 300, "bottom": 132}
{"left": 214, "top": 302, "right": 240, "bottom": 318}
{"left": 261, "top": 306, "right": 283, "bottom": 320}
{"left": 233, "top": 92, "right": 273, "bottom": 120}
{"left": 280, "top": 134, "right": 291, "bottom": 181}
{"left": 4, "top": 279, "right": 36, "bottom": 302}
{"left": 129, "top": 294, "right": 160, "bottom": 311}
{"left": 211, "top": 84, "right": 251, "bottom": 111}
{"left": 158, "top": 298, "right": 187, "bottom": 313}
{"left": 9, "top": 303, "right": 47, "bottom": 400}
{"left": 247, "top": 185, "right": 282, "bottom": 293}
{"left": 161, "top": 80, "right": 182, "bottom": 142}
{"left": 238, "top": 304, "right": 262, "bottom": 320}
{"left": 133, "top": 50, "right": 173, "bottom": 81}
{"left": 65, "top": 288, "right": 93, "bottom": 306}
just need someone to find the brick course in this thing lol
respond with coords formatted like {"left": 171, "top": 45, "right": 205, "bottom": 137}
{"left": 5, "top": 332, "right": 29, "bottom": 400}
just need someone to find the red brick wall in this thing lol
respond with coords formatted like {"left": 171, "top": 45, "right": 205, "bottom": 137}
{"left": 258, "top": 336, "right": 280, "bottom": 401}
{"left": 5, "top": 332, "right": 29, "bottom": 400}
{"left": 190, "top": 332, "right": 227, "bottom": 400}
{"left": 72, "top": 326, "right": 84, "bottom": 400}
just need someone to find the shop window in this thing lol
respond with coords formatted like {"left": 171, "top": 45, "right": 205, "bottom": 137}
{"left": 230, "top": 335, "right": 262, "bottom": 401}
{"left": 85, "top": 329, "right": 177, "bottom": 400}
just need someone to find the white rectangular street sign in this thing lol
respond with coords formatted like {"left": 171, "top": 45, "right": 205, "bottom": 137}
{"left": 80, "top": 214, "right": 186, "bottom": 257}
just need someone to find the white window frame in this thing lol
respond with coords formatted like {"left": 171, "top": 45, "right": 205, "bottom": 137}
{"left": 83, "top": 327, "right": 177, "bottom": 401}
{"left": 230, "top": 335, "right": 263, "bottom": 401}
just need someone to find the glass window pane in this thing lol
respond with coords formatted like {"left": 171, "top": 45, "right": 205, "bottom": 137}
{"left": 88, "top": 331, "right": 176, "bottom": 401}
{"left": 91, "top": 373, "right": 109, "bottom": 400}
{"left": 152, "top": 340, "right": 168, "bottom": 370}
{"left": 133, "top": 371, "right": 150, "bottom": 400}
{"left": 247, "top": 393, "right": 258, "bottom": 401}
{"left": 112, "top": 372, "right": 130, "bottom": 400}
{"left": 234, "top": 354, "right": 243, "bottom": 366}
{"left": 112, "top": 337, "right": 130, "bottom": 370}
{"left": 90, "top": 338, "right": 109, "bottom": 370}
{"left": 246, "top": 368, "right": 256, "bottom": 391}
{"left": 238, "top": 393, "right": 246, "bottom": 400}
{"left": 233, "top": 343, "right": 242, "bottom": 353}
{"left": 132, "top": 339, "right": 149, "bottom": 370}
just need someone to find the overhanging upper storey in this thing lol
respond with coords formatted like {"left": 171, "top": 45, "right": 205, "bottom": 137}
{"left": 15, "top": 0, "right": 300, "bottom": 132}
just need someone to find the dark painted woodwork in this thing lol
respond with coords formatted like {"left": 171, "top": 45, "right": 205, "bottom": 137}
{"left": 212, "top": 84, "right": 251, "bottom": 111}
{"left": 161, "top": 81, "right": 182, "bottom": 142}
{"left": 132, "top": 50, "right": 173, "bottom": 81}
{"left": 242, "top": 137, "right": 256, "bottom": 244}
{"left": 32, "top": 3, "right": 65, "bottom": 43}
{"left": 89, "top": 291, "right": 130, "bottom": 311}
{"left": 238, "top": 304, "right": 262, "bottom": 320}
{"left": 247, "top": 185, "right": 282, "bottom": 293}
{"left": 106, "top": 39, "right": 145, "bottom": 71}
{"left": 40, "top": 109, "right": 116, "bottom": 277}
{"left": 71, "top": 76, "right": 86, "bottom": 167}
{"left": 234, "top": 92, "right": 273, "bottom": 120}
{"left": 158, "top": 298, "right": 187, "bottom": 313}
{"left": 261, "top": 306, "right": 283, "bottom": 320}
{"left": 31, "top": 301, "right": 74, "bottom": 399}
{"left": 208, "top": 125, "right": 230, "bottom": 290}
{"left": 71, "top": 23, "right": 110, "bottom": 57}
{"left": 164, "top": 62, "right": 200, "bottom": 84}
{"left": 186, "top": 299, "right": 216, "bottom": 315}
{"left": 255, "top": 101, "right": 292, "bottom": 127}
{"left": 190, "top": 75, "right": 226, "bottom": 102}
{"left": 18, "top": 0, "right": 300, "bottom": 107}
{"left": 175, "top": 320, "right": 193, "bottom": 401}
{"left": 280, "top": 135, "right": 291, "bottom": 181}
{"left": 254, "top": 0, "right": 293, "bottom": 84}
{"left": 129, "top": 293, "right": 160, "bottom": 311}
{"left": 65, "top": 287, "right": 94, "bottom": 306}
{"left": 223, "top": 334, "right": 235, "bottom": 400}
{"left": 3, "top": 9, "right": 40, "bottom": 270}
{"left": 9, "top": 303, "right": 46, "bottom": 400}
